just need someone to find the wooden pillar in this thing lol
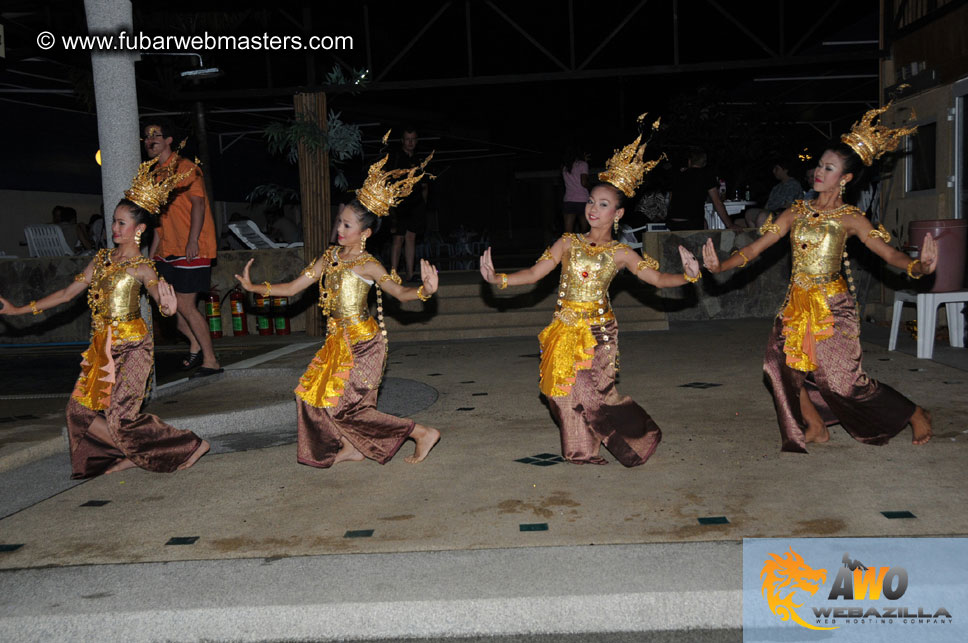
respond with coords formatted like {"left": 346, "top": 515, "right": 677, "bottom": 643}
{"left": 294, "top": 92, "right": 331, "bottom": 336}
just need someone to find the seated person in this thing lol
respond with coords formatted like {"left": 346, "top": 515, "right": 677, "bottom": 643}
{"left": 741, "top": 158, "right": 803, "bottom": 228}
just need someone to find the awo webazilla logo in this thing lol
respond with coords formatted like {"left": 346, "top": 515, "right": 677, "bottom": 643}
{"left": 760, "top": 547, "right": 953, "bottom": 630}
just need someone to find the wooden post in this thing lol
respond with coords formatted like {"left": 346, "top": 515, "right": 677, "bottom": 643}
{"left": 294, "top": 92, "right": 331, "bottom": 336}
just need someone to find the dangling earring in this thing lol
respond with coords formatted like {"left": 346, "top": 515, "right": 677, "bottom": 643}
{"left": 360, "top": 234, "right": 367, "bottom": 253}
{"left": 134, "top": 229, "right": 143, "bottom": 246}
{"left": 839, "top": 179, "right": 846, "bottom": 198}
{"left": 613, "top": 217, "right": 620, "bottom": 234}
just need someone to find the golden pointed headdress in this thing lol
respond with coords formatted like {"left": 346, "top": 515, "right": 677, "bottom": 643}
{"left": 123, "top": 156, "right": 194, "bottom": 215}
{"left": 841, "top": 102, "right": 917, "bottom": 166}
{"left": 356, "top": 130, "right": 434, "bottom": 217}
{"left": 598, "top": 113, "right": 665, "bottom": 198}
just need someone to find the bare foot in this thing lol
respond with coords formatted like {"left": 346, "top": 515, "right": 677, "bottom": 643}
{"left": 332, "top": 439, "right": 365, "bottom": 465}
{"left": 405, "top": 424, "right": 440, "bottom": 464}
{"left": 804, "top": 422, "right": 830, "bottom": 444}
{"left": 105, "top": 459, "right": 137, "bottom": 475}
{"left": 911, "top": 407, "right": 932, "bottom": 445}
{"left": 177, "top": 440, "right": 210, "bottom": 470}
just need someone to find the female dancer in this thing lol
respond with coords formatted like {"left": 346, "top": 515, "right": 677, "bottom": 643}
{"left": 0, "top": 160, "right": 210, "bottom": 477}
{"left": 702, "top": 104, "right": 935, "bottom": 452}
{"left": 235, "top": 148, "right": 440, "bottom": 467}
{"left": 481, "top": 117, "right": 701, "bottom": 466}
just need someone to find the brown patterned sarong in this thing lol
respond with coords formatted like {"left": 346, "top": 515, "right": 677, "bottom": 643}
{"left": 543, "top": 319, "right": 661, "bottom": 466}
{"left": 66, "top": 330, "right": 204, "bottom": 479}
{"left": 296, "top": 330, "right": 414, "bottom": 468}
{"left": 763, "top": 292, "right": 916, "bottom": 453}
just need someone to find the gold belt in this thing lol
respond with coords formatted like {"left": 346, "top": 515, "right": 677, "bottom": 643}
{"left": 791, "top": 272, "right": 842, "bottom": 289}
{"left": 91, "top": 310, "right": 141, "bottom": 333}
{"left": 553, "top": 299, "right": 615, "bottom": 326}
{"left": 326, "top": 313, "right": 372, "bottom": 332}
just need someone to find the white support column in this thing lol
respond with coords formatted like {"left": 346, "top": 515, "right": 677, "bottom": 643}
{"left": 83, "top": 0, "right": 140, "bottom": 247}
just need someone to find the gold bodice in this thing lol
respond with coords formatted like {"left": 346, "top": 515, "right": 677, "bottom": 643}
{"left": 557, "top": 234, "right": 627, "bottom": 305}
{"left": 317, "top": 247, "right": 379, "bottom": 320}
{"left": 86, "top": 249, "right": 153, "bottom": 324}
{"left": 789, "top": 201, "right": 859, "bottom": 283}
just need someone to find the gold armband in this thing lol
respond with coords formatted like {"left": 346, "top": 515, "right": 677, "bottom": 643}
{"left": 731, "top": 249, "right": 750, "bottom": 268}
{"left": 303, "top": 258, "right": 317, "bottom": 279}
{"left": 867, "top": 225, "right": 891, "bottom": 244}
{"left": 380, "top": 269, "right": 403, "bottom": 285}
{"left": 683, "top": 272, "right": 701, "bottom": 284}
{"left": 74, "top": 273, "right": 88, "bottom": 283}
{"left": 497, "top": 273, "right": 508, "bottom": 290}
{"left": 536, "top": 248, "right": 554, "bottom": 264}
{"left": 29, "top": 300, "right": 43, "bottom": 315}
{"left": 263, "top": 281, "right": 272, "bottom": 297}
{"left": 758, "top": 214, "right": 780, "bottom": 236}
{"left": 906, "top": 259, "right": 923, "bottom": 279}
{"left": 416, "top": 285, "right": 432, "bottom": 301}
{"left": 636, "top": 256, "right": 660, "bottom": 272}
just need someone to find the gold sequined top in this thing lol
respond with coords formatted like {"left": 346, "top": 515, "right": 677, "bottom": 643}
{"left": 86, "top": 249, "right": 154, "bottom": 328}
{"left": 789, "top": 200, "right": 860, "bottom": 286}
{"left": 316, "top": 246, "right": 379, "bottom": 320}
{"left": 555, "top": 233, "right": 629, "bottom": 306}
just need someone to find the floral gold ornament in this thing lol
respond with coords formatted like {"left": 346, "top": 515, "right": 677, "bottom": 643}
{"left": 123, "top": 157, "right": 194, "bottom": 215}
{"left": 134, "top": 229, "right": 142, "bottom": 246}
{"left": 841, "top": 102, "right": 918, "bottom": 166}
{"left": 758, "top": 214, "right": 780, "bottom": 236}
{"left": 598, "top": 113, "right": 665, "bottom": 198}
{"left": 867, "top": 225, "right": 891, "bottom": 243}
{"left": 839, "top": 179, "right": 846, "bottom": 197}
{"left": 355, "top": 130, "right": 434, "bottom": 217}
{"left": 683, "top": 272, "right": 701, "bottom": 284}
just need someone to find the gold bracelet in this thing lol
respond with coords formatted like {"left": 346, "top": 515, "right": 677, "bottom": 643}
{"left": 416, "top": 285, "right": 431, "bottom": 301}
{"left": 74, "top": 273, "right": 88, "bottom": 283}
{"left": 497, "top": 273, "right": 508, "bottom": 290}
{"left": 731, "top": 249, "right": 750, "bottom": 268}
{"left": 29, "top": 300, "right": 43, "bottom": 315}
{"left": 683, "top": 272, "right": 701, "bottom": 284}
{"left": 159, "top": 306, "right": 174, "bottom": 318}
{"left": 263, "top": 281, "right": 272, "bottom": 296}
{"left": 146, "top": 278, "right": 159, "bottom": 288}
{"left": 906, "top": 259, "right": 923, "bottom": 279}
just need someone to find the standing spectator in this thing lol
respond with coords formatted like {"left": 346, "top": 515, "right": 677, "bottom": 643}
{"left": 88, "top": 214, "right": 106, "bottom": 250}
{"left": 561, "top": 145, "right": 590, "bottom": 234}
{"left": 389, "top": 126, "right": 429, "bottom": 281}
{"left": 143, "top": 119, "right": 222, "bottom": 377}
{"left": 266, "top": 208, "right": 302, "bottom": 245}
{"left": 742, "top": 158, "right": 803, "bottom": 228}
{"left": 667, "top": 149, "right": 740, "bottom": 231}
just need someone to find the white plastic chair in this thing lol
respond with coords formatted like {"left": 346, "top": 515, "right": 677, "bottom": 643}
{"left": 24, "top": 224, "right": 75, "bottom": 257}
{"left": 229, "top": 220, "right": 303, "bottom": 249}
{"left": 618, "top": 224, "right": 649, "bottom": 251}
{"left": 889, "top": 290, "right": 968, "bottom": 359}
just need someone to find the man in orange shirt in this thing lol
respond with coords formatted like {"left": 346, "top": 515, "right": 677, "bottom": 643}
{"left": 144, "top": 120, "right": 222, "bottom": 376}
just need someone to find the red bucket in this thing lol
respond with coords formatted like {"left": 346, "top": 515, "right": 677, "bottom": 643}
{"left": 910, "top": 219, "right": 967, "bottom": 293}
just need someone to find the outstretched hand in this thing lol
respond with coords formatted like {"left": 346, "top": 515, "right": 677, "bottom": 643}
{"left": 158, "top": 280, "right": 178, "bottom": 316}
{"left": 919, "top": 233, "right": 938, "bottom": 275}
{"left": 234, "top": 258, "right": 256, "bottom": 291}
{"left": 701, "top": 238, "right": 721, "bottom": 274}
{"left": 679, "top": 245, "right": 700, "bottom": 278}
{"left": 479, "top": 247, "right": 497, "bottom": 284}
{"left": 420, "top": 258, "right": 439, "bottom": 295}
{"left": 0, "top": 295, "right": 17, "bottom": 316}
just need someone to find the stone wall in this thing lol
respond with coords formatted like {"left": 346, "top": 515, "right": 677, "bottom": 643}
{"left": 644, "top": 229, "right": 792, "bottom": 321}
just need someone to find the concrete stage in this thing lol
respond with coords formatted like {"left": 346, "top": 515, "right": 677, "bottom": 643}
{"left": 0, "top": 318, "right": 965, "bottom": 641}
